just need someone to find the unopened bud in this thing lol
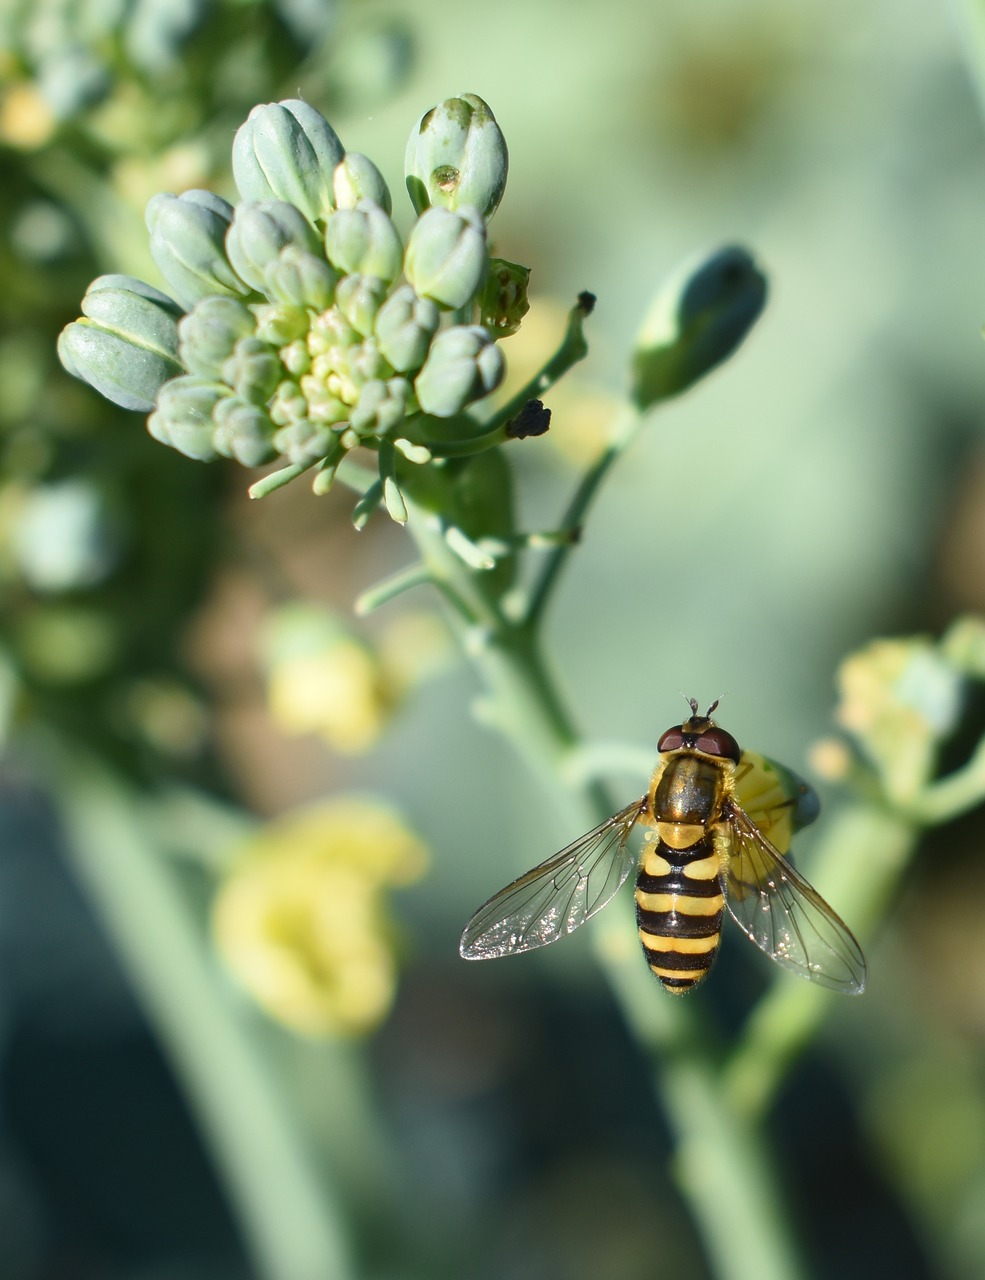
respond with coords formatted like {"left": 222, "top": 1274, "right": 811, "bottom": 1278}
{"left": 146, "top": 191, "right": 246, "bottom": 309}
{"left": 403, "top": 206, "right": 487, "bottom": 310}
{"left": 232, "top": 100, "right": 345, "bottom": 226}
{"left": 58, "top": 275, "right": 183, "bottom": 411}
{"left": 405, "top": 94, "right": 507, "bottom": 219}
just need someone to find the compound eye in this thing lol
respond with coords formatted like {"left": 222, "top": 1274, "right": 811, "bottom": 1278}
{"left": 657, "top": 727, "right": 685, "bottom": 753}
{"left": 694, "top": 728, "right": 741, "bottom": 762}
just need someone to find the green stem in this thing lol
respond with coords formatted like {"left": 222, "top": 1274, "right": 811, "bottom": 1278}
{"left": 524, "top": 406, "right": 641, "bottom": 626}
{"left": 948, "top": 0, "right": 985, "bottom": 125}
{"left": 724, "top": 802, "right": 913, "bottom": 1121}
{"left": 45, "top": 743, "right": 356, "bottom": 1280}
{"left": 405, "top": 504, "right": 810, "bottom": 1280}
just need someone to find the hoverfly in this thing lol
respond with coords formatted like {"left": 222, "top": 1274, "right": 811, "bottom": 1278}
{"left": 460, "top": 700, "right": 866, "bottom": 995}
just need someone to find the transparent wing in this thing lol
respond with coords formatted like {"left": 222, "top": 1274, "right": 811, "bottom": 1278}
{"left": 722, "top": 802, "right": 866, "bottom": 994}
{"left": 460, "top": 799, "right": 646, "bottom": 960}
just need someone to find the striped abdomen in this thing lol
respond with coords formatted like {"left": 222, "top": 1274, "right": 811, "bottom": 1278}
{"left": 634, "top": 832, "right": 725, "bottom": 995}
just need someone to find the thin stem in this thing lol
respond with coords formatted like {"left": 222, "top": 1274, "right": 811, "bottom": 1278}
{"left": 44, "top": 742, "right": 356, "bottom": 1280}
{"left": 724, "top": 802, "right": 913, "bottom": 1121}
{"left": 947, "top": 0, "right": 985, "bottom": 125}
{"left": 524, "top": 406, "right": 641, "bottom": 626}
{"left": 405, "top": 503, "right": 810, "bottom": 1280}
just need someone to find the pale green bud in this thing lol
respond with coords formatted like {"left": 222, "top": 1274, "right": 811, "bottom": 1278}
{"left": 272, "top": 420, "right": 336, "bottom": 465}
{"left": 262, "top": 246, "right": 339, "bottom": 309}
{"left": 252, "top": 304, "right": 310, "bottom": 347}
{"left": 403, "top": 207, "right": 487, "bottom": 310}
{"left": 279, "top": 339, "right": 311, "bottom": 377}
{"left": 479, "top": 258, "right": 530, "bottom": 337}
{"left": 269, "top": 379, "right": 309, "bottom": 426}
{"left": 347, "top": 337, "right": 388, "bottom": 387}
{"left": 146, "top": 191, "right": 246, "bottom": 309}
{"left": 178, "top": 296, "right": 256, "bottom": 378}
{"left": 221, "top": 337, "right": 282, "bottom": 405}
{"left": 405, "top": 94, "right": 508, "bottom": 219}
{"left": 226, "top": 201, "right": 321, "bottom": 294}
{"left": 414, "top": 325, "right": 504, "bottom": 417}
{"left": 212, "top": 397, "right": 277, "bottom": 467}
{"left": 147, "top": 376, "right": 224, "bottom": 461}
{"left": 631, "top": 246, "right": 767, "bottom": 410}
{"left": 333, "top": 153, "right": 392, "bottom": 213}
{"left": 232, "top": 100, "right": 345, "bottom": 226}
{"left": 374, "top": 284, "right": 440, "bottom": 372}
{"left": 349, "top": 377, "right": 411, "bottom": 436}
{"left": 58, "top": 275, "right": 183, "bottom": 412}
{"left": 298, "top": 376, "right": 350, "bottom": 425}
{"left": 325, "top": 201, "right": 403, "bottom": 282}
{"left": 335, "top": 274, "right": 388, "bottom": 337}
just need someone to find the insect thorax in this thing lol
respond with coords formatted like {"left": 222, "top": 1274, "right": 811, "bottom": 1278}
{"left": 649, "top": 752, "right": 730, "bottom": 850}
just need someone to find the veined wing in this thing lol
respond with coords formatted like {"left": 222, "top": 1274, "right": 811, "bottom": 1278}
{"left": 722, "top": 801, "right": 866, "bottom": 994}
{"left": 460, "top": 799, "right": 646, "bottom": 960}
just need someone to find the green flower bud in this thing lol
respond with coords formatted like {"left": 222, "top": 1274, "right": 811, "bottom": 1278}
{"left": 335, "top": 274, "right": 389, "bottom": 337}
{"left": 58, "top": 275, "right": 183, "bottom": 412}
{"left": 479, "top": 258, "right": 530, "bottom": 337}
{"left": 308, "top": 309, "right": 358, "bottom": 354}
{"left": 403, "top": 207, "right": 488, "bottom": 310}
{"left": 262, "top": 246, "right": 339, "bottom": 310}
{"left": 221, "top": 336, "right": 283, "bottom": 405}
{"left": 347, "top": 337, "right": 388, "bottom": 386}
{"left": 374, "top": 284, "right": 440, "bottom": 373}
{"left": 178, "top": 296, "right": 256, "bottom": 378}
{"left": 631, "top": 245, "right": 768, "bottom": 410}
{"left": 147, "top": 376, "right": 224, "bottom": 461}
{"left": 272, "top": 419, "right": 336, "bottom": 465}
{"left": 232, "top": 100, "right": 345, "bottom": 226}
{"left": 212, "top": 397, "right": 277, "bottom": 467}
{"left": 333, "top": 153, "right": 392, "bottom": 213}
{"left": 269, "top": 379, "right": 309, "bottom": 426}
{"left": 349, "top": 377, "right": 411, "bottom": 436}
{"left": 252, "top": 304, "right": 310, "bottom": 347}
{"left": 414, "top": 325, "right": 504, "bottom": 417}
{"left": 226, "top": 201, "right": 322, "bottom": 294}
{"left": 405, "top": 94, "right": 508, "bottom": 219}
{"left": 298, "top": 376, "right": 350, "bottom": 425}
{"left": 279, "top": 339, "right": 311, "bottom": 377}
{"left": 146, "top": 191, "right": 247, "bottom": 310}
{"left": 325, "top": 202, "right": 403, "bottom": 282}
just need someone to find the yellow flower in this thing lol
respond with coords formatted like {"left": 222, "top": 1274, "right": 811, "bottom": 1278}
{"left": 213, "top": 799, "right": 428, "bottom": 1037}
{"left": 261, "top": 604, "right": 393, "bottom": 755}
{"left": 834, "top": 636, "right": 961, "bottom": 803}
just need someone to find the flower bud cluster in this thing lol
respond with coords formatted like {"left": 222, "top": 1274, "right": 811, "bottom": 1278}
{"left": 59, "top": 96, "right": 520, "bottom": 515}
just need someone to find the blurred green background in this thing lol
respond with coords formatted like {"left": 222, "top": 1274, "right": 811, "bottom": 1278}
{"left": 3, "top": 0, "right": 985, "bottom": 1277}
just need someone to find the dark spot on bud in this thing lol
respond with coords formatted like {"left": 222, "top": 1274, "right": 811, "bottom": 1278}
{"left": 506, "top": 399, "right": 551, "bottom": 439}
{"left": 577, "top": 291, "right": 597, "bottom": 314}
{"left": 419, "top": 109, "right": 435, "bottom": 133}
{"left": 433, "top": 165, "right": 460, "bottom": 194}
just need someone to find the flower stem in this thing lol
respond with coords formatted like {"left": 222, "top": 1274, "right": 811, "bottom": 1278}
{"left": 405, "top": 503, "right": 811, "bottom": 1280}
{"left": 43, "top": 742, "right": 356, "bottom": 1280}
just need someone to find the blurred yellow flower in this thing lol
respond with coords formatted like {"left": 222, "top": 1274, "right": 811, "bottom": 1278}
{"left": 213, "top": 798, "right": 428, "bottom": 1037}
{"left": 834, "top": 636, "right": 961, "bottom": 804}
{"left": 268, "top": 637, "right": 391, "bottom": 754}
{"left": 261, "top": 604, "right": 394, "bottom": 755}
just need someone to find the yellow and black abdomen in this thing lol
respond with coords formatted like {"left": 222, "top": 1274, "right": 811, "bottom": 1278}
{"left": 634, "top": 833, "right": 725, "bottom": 995}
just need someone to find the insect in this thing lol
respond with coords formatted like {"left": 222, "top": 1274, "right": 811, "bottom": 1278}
{"left": 460, "top": 699, "right": 866, "bottom": 995}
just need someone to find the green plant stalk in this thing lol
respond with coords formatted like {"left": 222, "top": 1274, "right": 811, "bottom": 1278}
{"left": 724, "top": 801, "right": 911, "bottom": 1121}
{"left": 43, "top": 742, "right": 356, "bottom": 1280}
{"left": 405, "top": 501, "right": 810, "bottom": 1280}
{"left": 948, "top": 0, "right": 985, "bottom": 125}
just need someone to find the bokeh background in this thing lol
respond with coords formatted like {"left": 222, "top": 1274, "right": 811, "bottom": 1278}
{"left": 3, "top": 0, "right": 985, "bottom": 1276}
